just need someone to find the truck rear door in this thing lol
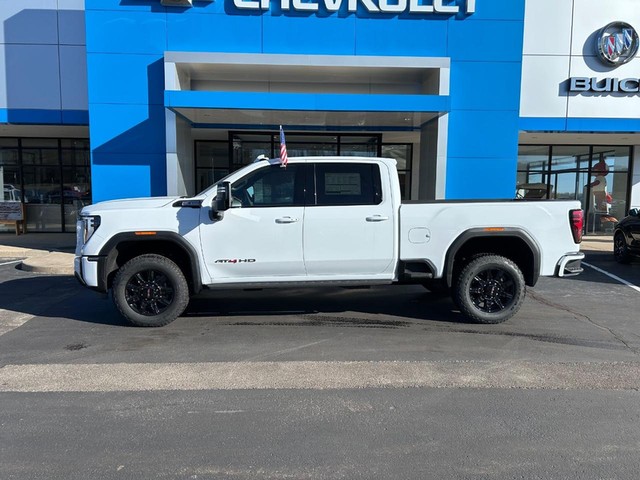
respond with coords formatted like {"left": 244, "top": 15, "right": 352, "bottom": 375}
{"left": 303, "top": 162, "right": 395, "bottom": 278}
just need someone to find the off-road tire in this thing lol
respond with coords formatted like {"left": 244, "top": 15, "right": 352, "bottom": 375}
{"left": 613, "top": 232, "right": 631, "bottom": 264}
{"left": 453, "top": 255, "right": 525, "bottom": 324}
{"left": 112, "top": 254, "right": 189, "bottom": 327}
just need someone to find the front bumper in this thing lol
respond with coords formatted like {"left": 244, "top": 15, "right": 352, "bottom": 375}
{"left": 74, "top": 255, "right": 100, "bottom": 288}
{"left": 556, "top": 252, "right": 585, "bottom": 277}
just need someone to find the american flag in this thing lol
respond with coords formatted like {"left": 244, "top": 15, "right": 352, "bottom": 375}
{"left": 279, "top": 125, "right": 288, "bottom": 167}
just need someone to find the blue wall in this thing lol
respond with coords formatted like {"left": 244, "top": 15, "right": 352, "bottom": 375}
{"left": 85, "top": 0, "right": 525, "bottom": 201}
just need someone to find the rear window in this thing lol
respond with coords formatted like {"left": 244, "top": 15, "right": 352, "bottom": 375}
{"left": 314, "top": 163, "right": 382, "bottom": 206}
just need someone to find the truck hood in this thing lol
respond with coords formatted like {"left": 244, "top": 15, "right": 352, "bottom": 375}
{"left": 81, "top": 197, "right": 180, "bottom": 215}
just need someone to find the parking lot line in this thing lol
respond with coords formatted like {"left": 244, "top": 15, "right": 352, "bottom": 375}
{"left": 0, "top": 260, "right": 22, "bottom": 267}
{"left": 0, "top": 310, "right": 34, "bottom": 337}
{"left": 583, "top": 262, "right": 640, "bottom": 294}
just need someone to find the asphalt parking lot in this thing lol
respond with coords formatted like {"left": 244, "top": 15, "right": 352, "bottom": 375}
{"left": 1, "top": 249, "right": 639, "bottom": 479}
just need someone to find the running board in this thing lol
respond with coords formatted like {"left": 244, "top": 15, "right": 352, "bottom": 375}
{"left": 204, "top": 280, "right": 393, "bottom": 290}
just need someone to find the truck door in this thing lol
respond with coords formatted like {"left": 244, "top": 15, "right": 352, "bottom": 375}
{"left": 303, "top": 162, "right": 395, "bottom": 277}
{"left": 200, "top": 163, "right": 307, "bottom": 281}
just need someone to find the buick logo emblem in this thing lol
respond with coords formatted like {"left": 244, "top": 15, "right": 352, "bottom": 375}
{"left": 596, "top": 22, "right": 639, "bottom": 67}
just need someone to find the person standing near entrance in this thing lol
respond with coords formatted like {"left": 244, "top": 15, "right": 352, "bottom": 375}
{"left": 589, "top": 159, "right": 617, "bottom": 232}
{"left": 590, "top": 159, "right": 610, "bottom": 213}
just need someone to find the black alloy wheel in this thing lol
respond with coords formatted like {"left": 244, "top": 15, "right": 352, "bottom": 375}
{"left": 112, "top": 254, "right": 190, "bottom": 327}
{"left": 468, "top": 267, "right": 516, "bottom": 313}
{"left": 454, "top": 255, "right": 525, "bottom": 324}
{"left": 125, "top": 269, "right": 175, "bottom": 316}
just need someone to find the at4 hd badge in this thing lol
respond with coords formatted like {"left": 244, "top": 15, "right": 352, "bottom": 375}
{"left": 596, "top": 21, "right": 639, "bottom": 67}
{"left": 215, "top": 259, "right": 257, "bottom": 264}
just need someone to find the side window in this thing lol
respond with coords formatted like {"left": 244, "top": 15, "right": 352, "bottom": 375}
{"left": 231, "top": 164, "right": 305, "bottom": 207}
{"left": 315, "top": 163, "right": 382, "bottom": 206}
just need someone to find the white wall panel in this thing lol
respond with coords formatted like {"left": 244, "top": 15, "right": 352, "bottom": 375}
{"left": 57, "top": 0, "right": 85, "bottom": 9}
{"left": 0, "top": 0, "right": 58, "bottom": 45}
{"left": 567, "top": 56, "right": 640, "bottom": 118}
{"left": 3, "top": 44, "right": 61, "bottom": 109}
{"left": 0, "top": 47, "right": 7, "bottom": 108}
{"left": 520, "top": 55, "right": 570, "bottom": 118}
{"left": 0, "top": 2, "right": 87, "bottom": 115}
{"left": 522, "top": 0, "right": 640, "bottom": 120}
{"left": 60, "top": 46, "right": 88, "bottom": 110}
{"left": 523, "top": 0, "right": 573, "bottom": 55}
{"left": 58, "top": 9, "right": 86, "bottom": 45}
{"left": 571, "top": 0, "right": 640, "bottom": 56}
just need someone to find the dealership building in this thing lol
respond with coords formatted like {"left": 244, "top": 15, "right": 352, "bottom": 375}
{"left": 0, "top": 0, "right": 638, "bottom": 234}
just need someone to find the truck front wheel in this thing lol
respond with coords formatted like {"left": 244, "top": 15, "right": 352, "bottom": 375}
{"left": 453, "top": 255, "right": 525, "bottom": 324}
{"left": 112, "top": 254, "right": 190, "bottom": 327}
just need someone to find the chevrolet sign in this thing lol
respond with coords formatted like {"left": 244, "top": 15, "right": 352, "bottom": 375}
{"left": 233, "top": 0, "right": 476, "bottom": 14}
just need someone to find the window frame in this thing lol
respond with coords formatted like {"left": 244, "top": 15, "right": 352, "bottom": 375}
{"left": 310, "top": 162, "right": 383, "bottom": 207}
{"left": 230, "top": 163, "right": 307, "bottom": 208}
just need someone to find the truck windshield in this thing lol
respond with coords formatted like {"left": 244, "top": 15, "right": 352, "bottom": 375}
{"left": 196, "top": 160, "right": 275, "bottom": 196}
{"left": 196, "top": 171, "right": 235, "bottom": 197}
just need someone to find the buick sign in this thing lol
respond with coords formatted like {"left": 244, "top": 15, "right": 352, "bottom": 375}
{"left": 569, "top": 77, "right": 640, "bottom": 94}
{"left": 596, "top": 21, "right": 639, "bottom": 67}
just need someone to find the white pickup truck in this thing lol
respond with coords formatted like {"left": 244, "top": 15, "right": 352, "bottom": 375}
{"left": 75, "top": 156, "right": 585, "bottom": 327}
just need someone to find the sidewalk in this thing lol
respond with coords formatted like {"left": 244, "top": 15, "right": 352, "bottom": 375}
{"left": 0, "top": 232, "right": 613, "bottom": 276}
{"left": 0, "top": 233, "right": 76, "bottom": 275}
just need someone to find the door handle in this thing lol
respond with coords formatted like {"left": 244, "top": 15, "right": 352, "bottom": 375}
{"left": 275, "top": 216, "right": 299, "bottom": 224}
{"left": 366, "top": 215, "right": 389, "bottom": 222}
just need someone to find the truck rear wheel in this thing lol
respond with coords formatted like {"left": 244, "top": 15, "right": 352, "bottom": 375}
{"left": 453, "top": 255, "right": 525, "bottom": 324}
{"left": 112, "top": 254, "right": 189, "bottom": 327}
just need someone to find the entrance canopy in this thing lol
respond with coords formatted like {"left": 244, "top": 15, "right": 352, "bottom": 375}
{"left": 164, "top": 52, "right": 450, "bottom": 130}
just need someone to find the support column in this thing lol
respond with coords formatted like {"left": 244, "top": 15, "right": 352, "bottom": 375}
{"left": 631, "top": 146, "right": 640, "bottom": 209}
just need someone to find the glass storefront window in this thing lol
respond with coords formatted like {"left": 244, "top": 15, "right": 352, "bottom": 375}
{"left": 341, "top": 143, "right": 377, "bottom": 157}
{"left": 516, "top": 145, "right": 549, "bottom": 198}
{"left": 518, "top": 144, "right": 631, "bottom": 236}
{"left": 382, "top": 144, "right": 412, "bottom": 199}
{"left": 0, "top": 138, "right": 90, "bottom": 233}
{"left": 196, "top": 141, "right": 229, "bottom": 192}
{"left": 1, "top": 139, "right": 20, "bottom": 204}
{"left": 549, "top": 146, "right": 590, "bottom": 202}
{"left": 199, "top": 133, "right": 413, "bottom": 200}
{"left": 232, "top": 141, "right": 272, "bottom": 167}
{"left": 287, "top": 140, "right": 338, "bottom": 157}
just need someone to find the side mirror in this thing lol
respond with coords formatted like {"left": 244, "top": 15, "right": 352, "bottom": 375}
{"left": 210, "top": 182, "right": 231, "bottom": 220}
{"left": 629, "top": 208, "right": 639, "bottom": 217}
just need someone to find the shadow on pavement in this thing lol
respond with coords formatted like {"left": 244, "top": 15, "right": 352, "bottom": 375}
{"left": 0, "top": 274, "right": 469, "bottom": 327}
{"left": 186, "top": 285, "right": 467, "bottom": 326}
{"left": 0, "top": 275, "right": 128, "bottom": 327}
{"left": 0, "top": 275, "right": 633, "bottom": 356}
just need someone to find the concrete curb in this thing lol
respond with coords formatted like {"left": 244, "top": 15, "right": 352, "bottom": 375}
{"left": 18, "top": 252, "right": 74, "bottom": 275}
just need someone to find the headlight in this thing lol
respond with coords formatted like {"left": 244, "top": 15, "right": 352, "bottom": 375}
{"left": 78, "top": 215, "right": 101, "bottom": 244}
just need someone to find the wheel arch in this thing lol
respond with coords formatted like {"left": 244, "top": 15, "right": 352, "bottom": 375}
{"left": 444, "top": 228, "right": 541, "bottom": 288}
{"left": 96, "top": 232, "right": 203, "bottom": 294}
